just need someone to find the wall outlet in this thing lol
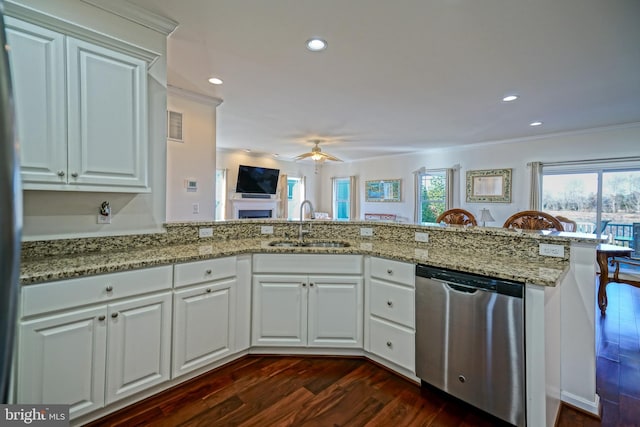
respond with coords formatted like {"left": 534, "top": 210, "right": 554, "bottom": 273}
{"left": 261, "top": 225, "right": 274, "bottom": 234}
{"left": 97, "top": 214, "right": 111, "bottom": 224}
{"left": 360, "top": 227, "right": 373, "bottom": 237}
{"left": 192, "top": 203, "right": 200, "bottom": 214}
{"left": 199, "top": 227, "right": 213, "bottom": 238}
{"left": 539, "top": 243, "right": 565, "bottom": 257}
{"left": 415, "top": 232, "right": 429, "bottom": 242}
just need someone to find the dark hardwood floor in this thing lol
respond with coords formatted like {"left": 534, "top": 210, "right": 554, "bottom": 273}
{"left": 86, "top": 282, "right": 640, "bottom": 427}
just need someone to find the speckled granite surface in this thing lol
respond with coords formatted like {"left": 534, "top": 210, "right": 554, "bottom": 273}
{"left": 21, "top": 220, "right": 598, "bottom": 287}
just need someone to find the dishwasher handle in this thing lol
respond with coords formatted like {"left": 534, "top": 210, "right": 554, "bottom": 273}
{"left": 445, "top": 282, "right": 481, "bottom": 294}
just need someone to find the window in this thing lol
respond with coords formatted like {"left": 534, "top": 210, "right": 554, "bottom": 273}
{"left": 418, "top": 171, "right": 447, "bottom": 223}
{"left": 215, "top": 169, "right": 226, "bottom": 220}
{"left": 542, "top": 165, "right": 640, "bottom": 251}
{"left": 286, "top": 177, "right": 304, "bottom": 219}
{"left": 333, "top": 178, "right": 351, "bottom": 221}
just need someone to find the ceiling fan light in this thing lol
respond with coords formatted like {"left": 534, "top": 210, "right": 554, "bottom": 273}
{"left": 311, "top": 153, "right": 323, "bottom": 161}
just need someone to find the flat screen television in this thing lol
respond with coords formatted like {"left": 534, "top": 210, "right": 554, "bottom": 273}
{"left": 235, "top": 165, "right": 280, "bottom": 195}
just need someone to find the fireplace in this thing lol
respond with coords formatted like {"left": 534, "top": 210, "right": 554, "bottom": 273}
{"left": 232, "top": 197, "right": 278, "bottom": 219}
{"left": 238, "top": 209, "right": 272, "bottom": 219}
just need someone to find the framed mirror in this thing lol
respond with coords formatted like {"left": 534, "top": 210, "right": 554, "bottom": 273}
{"left": 466, "top": 169, "right": 512, "bottom": 203}
{"left": 365, "top": 179, "right": 402, "bottom": 202}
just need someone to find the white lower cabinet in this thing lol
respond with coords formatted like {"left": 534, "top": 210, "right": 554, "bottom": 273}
{"left": 251, "top": 254, "right": 364, "bottom": 348}
{"left": 366, "top": 257, "right": 416, "bottom": 373}
{"left": 17, "top": 266, "right": 173, "bottom": 419}
{"left": 172, "top": 257, "right": 238, "bottom": 378}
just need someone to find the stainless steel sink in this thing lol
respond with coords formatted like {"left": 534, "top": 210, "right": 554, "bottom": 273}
{"left": 268, "top": 240, "right": 350, "bottom": 248}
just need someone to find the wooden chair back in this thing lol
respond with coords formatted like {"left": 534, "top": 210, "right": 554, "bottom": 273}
{"left": 556, "top": 215, "right": 577, "bottom": 232}
{"left": 436, "top": 208, "right": 477, "bottom": 226}
{"left": 503, "top": 210, "right": 565, "bottom": 231}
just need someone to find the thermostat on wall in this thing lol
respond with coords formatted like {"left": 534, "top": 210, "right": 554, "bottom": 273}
{"left": 185, "top": 179, "right": 198, "bottom": 192}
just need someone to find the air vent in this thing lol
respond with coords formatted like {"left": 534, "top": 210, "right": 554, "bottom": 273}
{"left": 168, "top": 110, "right": 183, "bottom": 142}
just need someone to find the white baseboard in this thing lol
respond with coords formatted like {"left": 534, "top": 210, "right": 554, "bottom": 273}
{"left": 561, "top": 391, "right": 601, "bottom": 416}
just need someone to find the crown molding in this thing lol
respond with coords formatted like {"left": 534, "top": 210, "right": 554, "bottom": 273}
{"left": 168, "top": 85, "right": 223, "bottom": 107}
{"left": 80, "top": 0, "right": 178, "bottom": 36}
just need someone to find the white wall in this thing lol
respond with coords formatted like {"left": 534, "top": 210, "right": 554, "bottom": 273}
{"left": 166, "top": 87, "right": 221, "bottom": 221}
{"left": 320, "top": 124, "right": 640, "bottom": 224}
{"left": 17, "top": 0, "right": 169, "bottom": 240}
{"left": 216, "top": 151, "right": 318, "bottom": 219}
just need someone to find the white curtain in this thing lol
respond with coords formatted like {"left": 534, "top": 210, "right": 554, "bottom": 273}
{"left": 330, "top": 177, "right": 337, "bottom": 219}
{"left": 445, "top": 168, "right": 454, "bottom": 210}
{"left": 529, "top": 161, "right": 543, "bottom": 210}
{"left": 277, "top": 173, "right": 288, "bottom": 219}
{"left": 217, "top": 168, "right": 227, "bottom": 220}
{"left": 413, "top": 167, "right": 425, "bottom": 222}
{"left": 349, "top": 175, "right": 357, "bottom": 220}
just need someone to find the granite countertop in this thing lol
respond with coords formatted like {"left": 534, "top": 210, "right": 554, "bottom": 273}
{"left": 20, "top": 238, "right": 568, "bottom": 287}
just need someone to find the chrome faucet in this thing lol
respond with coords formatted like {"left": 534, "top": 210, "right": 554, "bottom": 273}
{"left": 299, "top": 200, "right": 315, "bottom": 243}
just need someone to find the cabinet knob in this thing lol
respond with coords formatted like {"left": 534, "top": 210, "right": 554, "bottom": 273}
{"left": 57, "top": 170, "right": 65, "bottom": 177}
{"left": 387, "top": 269, "right": 393, "bottom": 275}
{"left": 302, "top": 283, "right": 306, "bottom": 287}
{"left": 309, "top": 283, "right": 314, "bottom": 287}
{"left": 386, "top": 341, "right": 393, "bottom": 348}
{"left": 111, "top": 312, "right": 119, "bottom": 318}
{"left": 206, "top": 288, "right": 212, "bottom": 293}
{"left": 387, "top": 300, "right": 393, "bottom": 307}
{"left": 106, "top": 285, "right": 113, "bottom": 292}
{"left": 71, "top": 172, "right": 78, "bottom": 178}
{"left": 98, "top": 315, "right": 106, "bottom": 321}
{"left": 205, "top": 269, "right": 212, "bottom": 275}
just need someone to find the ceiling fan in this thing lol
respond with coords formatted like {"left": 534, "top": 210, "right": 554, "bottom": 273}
{"left": 294, "top": 140, "right": 342, "bottom": 163}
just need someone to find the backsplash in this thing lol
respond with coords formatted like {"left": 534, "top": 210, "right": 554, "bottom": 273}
{"left": 20, "top": 220, "right": 592, "bottom": 267}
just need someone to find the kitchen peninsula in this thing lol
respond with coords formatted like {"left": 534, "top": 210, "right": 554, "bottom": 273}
{"left": 18, "top": 220, "right": 599, "bottom": 426}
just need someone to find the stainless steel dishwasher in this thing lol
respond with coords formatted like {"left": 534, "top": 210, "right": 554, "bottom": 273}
{"left": 415, "top": 264, "right": 525, "bottom": 427}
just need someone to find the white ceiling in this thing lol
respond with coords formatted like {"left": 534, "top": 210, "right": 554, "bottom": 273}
{"left": 128, "top": 0, "right": 640, "bottom": 162}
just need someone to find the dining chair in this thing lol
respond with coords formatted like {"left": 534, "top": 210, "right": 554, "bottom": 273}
{"left": 435, "top": 208, "right": 478, "bottom": 226}
{"left": 556, "top": 215, "right": 577, "bottom": 232}
{"left": 503, "top": 210, "right": 565, "bottom": 231}
{"left": 601, "top": 257, "right": 640, "bottom": 314}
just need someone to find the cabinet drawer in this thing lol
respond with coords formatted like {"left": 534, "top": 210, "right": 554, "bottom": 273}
{"left": 370, "top": 257, "right": 414, "bottom": 287}
{"left": 174, "top": 257, "right": 237, "bottom": 288}
{"left": 369, "top": 317, "right": 415, "bottom": 372}
{"left": 21, "top": 265, "right": 173, "bottom": 317}
{"left": 370, "top": 279, "right": 415, "bottom": 327}
{"left": 253, "top": 254, "right": 363, "bottom": 275}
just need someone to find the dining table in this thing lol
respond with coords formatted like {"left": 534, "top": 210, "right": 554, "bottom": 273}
{"left": 596, "top": 243, "right": 634, "bottom": 315}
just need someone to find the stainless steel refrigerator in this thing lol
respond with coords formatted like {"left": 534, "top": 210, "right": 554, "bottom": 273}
{"left": 0, "top": 0, "right": 23, "bottom": 405}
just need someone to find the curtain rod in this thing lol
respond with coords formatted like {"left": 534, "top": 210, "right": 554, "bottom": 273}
{"left": 527, "top": 156, "right": 640, "bottom": 167}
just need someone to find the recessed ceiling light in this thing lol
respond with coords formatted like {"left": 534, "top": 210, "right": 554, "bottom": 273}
{"left": 306, "top": 38, "right": 327, "bottom": 52}
{"left": 208, "top": 77, "right": 223, "bottom": 85}
{"left": 502, "top": 94, "right": 519, "bottom": 102}
{"left": 529, "top": 121, "right": 543, "bottom": 127}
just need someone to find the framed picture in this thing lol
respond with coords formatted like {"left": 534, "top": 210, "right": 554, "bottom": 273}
{"left": 466, "top": 169, "right": 512, "bottom": 203}
{"left": 365, "top": 179, "right": 401, "bottom": 202}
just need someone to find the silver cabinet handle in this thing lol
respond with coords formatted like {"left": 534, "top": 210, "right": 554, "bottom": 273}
{"left": 106, "top": 285, "right": 113, "bottom": 292}
{"left": 71, "top": 172, "right": 78, "bottom": 178}
{"left": 387, "top": 300, "right": 393, "bottom": 307}
{"left": 205, "top": 269, "right": 212, "bottom": 275}
{"left": 57, "top": 170, "right": 65, "bottom": 177}
{"left": 111, "top": 313, "right": 118, "bottom": 318}
{"left": 387, "top": 269, "right": 393, "bottom": 275}
{"left": 98, "top": 315, "right": 106, "bottom": 321}
{"left": 206, "top": 288, "right": 212, "bottom": 293}
{"left": 386, "top": 341, "right": 392, "bottom": 348}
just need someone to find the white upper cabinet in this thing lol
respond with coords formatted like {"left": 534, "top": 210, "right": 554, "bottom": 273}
{"left": 5, "top": 16, "right": 149, "bottom": 192}
{"left": 5, "top": 17, "right": 66, "bottom": 185}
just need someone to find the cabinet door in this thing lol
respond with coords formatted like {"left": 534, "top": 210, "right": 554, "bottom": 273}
{"left": 66, "top": 37, "right": 148, "bottom": 191}
{"left": 17, "top": 306, "right": 107, "bottom": 419}
{"left": 5, "top": 17, "right": 67, "bottom": 185}
{"left": 105, "top": 292, "right": 171, "bottom": 404}
{"left": 252, "top": 275, "right": 307, "bottom": 347}
{"left": 308, "top": 276, "right": 363, "bottom": 348}
{"left": 172, "top": 279, "right": 236, "bottom": 378}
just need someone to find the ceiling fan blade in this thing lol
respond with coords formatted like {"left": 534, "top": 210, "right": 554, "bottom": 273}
{"left": 320, "top": 152, "right": 343, "bottom": 162}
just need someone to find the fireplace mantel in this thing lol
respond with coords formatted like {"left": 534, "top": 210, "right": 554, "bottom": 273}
{"left": 231, "top": 196, "right": 279, "bottom": 219}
